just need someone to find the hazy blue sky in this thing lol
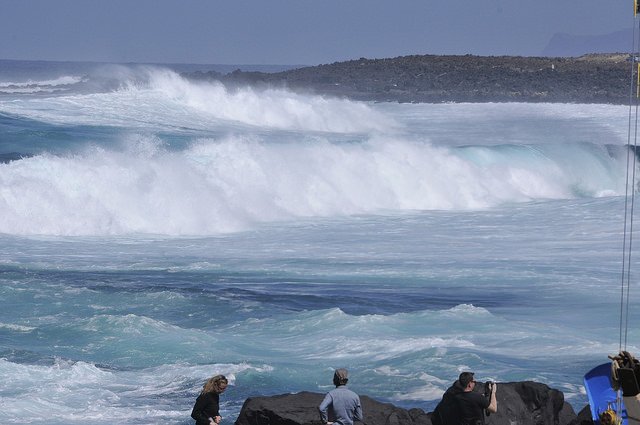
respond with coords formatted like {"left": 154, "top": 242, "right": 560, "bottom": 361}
{"left": 0, "top": 0, "right": 632, "bottom": 65}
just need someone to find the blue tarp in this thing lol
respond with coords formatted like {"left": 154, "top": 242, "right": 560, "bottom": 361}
{"left": 584, "top": 362, "right": 626, "bottom": 425}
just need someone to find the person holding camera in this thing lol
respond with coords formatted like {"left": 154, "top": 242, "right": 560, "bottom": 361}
{"left": 432, "top": 371, "right": 497, "bottom": 425}
{"left": 455, "top": 372, "right": 497, "bottom": 425}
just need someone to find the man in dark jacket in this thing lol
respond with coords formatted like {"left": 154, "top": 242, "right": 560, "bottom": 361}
{"left": 432, "top": 372, "right": 497, "bottom": 425}
{"left": 456, "top": 372, "right": 497, "bottom": 425}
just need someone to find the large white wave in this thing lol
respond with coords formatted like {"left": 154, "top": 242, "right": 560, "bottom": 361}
{"left": 0, "top": 67, "right": 395, "bottom": 133}
{"left": 0, "top": 67, "right": 633, "bottom": 236}
{"left": 0, "top": 133, "right": 629, "bottom": 236}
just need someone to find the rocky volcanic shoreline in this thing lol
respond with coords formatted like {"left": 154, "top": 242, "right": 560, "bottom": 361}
{"left": 185, "top": 53, "right": 633, "bottom": 104}
{"left": 233, "top": 381, "right": 594, "bottom": 425}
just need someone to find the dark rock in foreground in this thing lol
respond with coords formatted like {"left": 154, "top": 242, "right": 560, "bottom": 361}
{"left": 235, "top": 391, "right": 429, "bottom": 425}
{"left": 186, "top": 53, "right": 632, "bottom": 104}
{"left": 235, "top": 381, "right": 580, "bottom": 425}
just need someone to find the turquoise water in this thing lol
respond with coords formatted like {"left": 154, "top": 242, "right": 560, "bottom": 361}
{"left": 0, "top": 60, "right": 637, "bottom": 424}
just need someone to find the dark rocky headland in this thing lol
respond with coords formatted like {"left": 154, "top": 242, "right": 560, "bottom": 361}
{"left": 185, "top": 53, "right": 634, "bottom": 104}
{"left": 234, "top": 381, "right": 594, "bottom": 425}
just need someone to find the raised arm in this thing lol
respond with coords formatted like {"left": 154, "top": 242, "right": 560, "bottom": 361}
{"left": 487, "top": 383, "right": 497, "bottom": 413}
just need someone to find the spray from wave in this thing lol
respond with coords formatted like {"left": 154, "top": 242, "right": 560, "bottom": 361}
{"left": 0, "top": 66, "right": 395, "bottom": 133}
{"left": 0, "top": 133, "right": 629, "bottom": 236}
{"left": 0, "top": 65, "right": 633, "bottom": 236}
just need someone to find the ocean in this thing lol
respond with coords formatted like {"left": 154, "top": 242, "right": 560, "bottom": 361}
{"left": 0, "top": 59, "right": 638, "bottom": 424}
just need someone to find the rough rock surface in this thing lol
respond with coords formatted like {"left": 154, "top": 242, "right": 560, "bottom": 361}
{"left": 234, "top": 381, "right": 580, "bottom": 425}
{"left": 185, "top": 53, "right": 633, "bottom": 104}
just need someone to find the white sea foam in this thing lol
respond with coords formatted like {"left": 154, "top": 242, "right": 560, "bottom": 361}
{"left": 0, "top": 75, "right": 85, "bottom": 94}
{"left": 0, "top": 75, "right": 84, "bottom": 88}
{"left": 394, "top": 383, "right": 448, "bottom": 402}
{"left": 146, "top": 68, "right": 397, "bottom": 132}
{"left": 0, "top": 322, "right": 35, "bottom": 332}
{"left": 0, "top": 72, "right": 630, "bottom": 237}
{"left": 0, "top": 358, "right": 267, "bottom": 424}
{"left": 0, "top": 131, "right": 628, "bottom": 236}
{"left": 0, "top": 67, "right": 395, "bottom": 132}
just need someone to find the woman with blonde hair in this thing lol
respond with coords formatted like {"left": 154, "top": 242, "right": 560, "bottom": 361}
{"left": 191, "top": 374, "right": 229, "bottom": 425}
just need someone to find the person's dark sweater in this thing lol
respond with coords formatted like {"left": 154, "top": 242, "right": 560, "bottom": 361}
{"left": 434, "top": 380, "right": 490, "bottom": 425}
{"left": 456, "top": 390, "right": 490, "bottom": 425}
{"left": 191, "top": 392, "right": 220, "bottom": 425}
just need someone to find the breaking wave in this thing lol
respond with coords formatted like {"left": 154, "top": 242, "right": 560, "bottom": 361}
{"left": 0, "top": 134, "right": 629, "bottom": 236}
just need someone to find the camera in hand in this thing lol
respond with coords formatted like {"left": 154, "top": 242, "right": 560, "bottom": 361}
{"left": 484, "top": 382, "right": 494, "bottom": 417}
{"left": 483, "top": 381, "right": 494, "bottom": 397}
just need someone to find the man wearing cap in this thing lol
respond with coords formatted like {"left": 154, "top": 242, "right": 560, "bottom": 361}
{"left": 318, "top": 368, "right": 364, "bottom": 425}
{"left": 455, "top": 372, "right": 497, "bottom": 425}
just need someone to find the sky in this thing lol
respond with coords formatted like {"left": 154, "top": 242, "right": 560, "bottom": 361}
{"left": 0, "top": 0, "right": 633, "bottom": 66}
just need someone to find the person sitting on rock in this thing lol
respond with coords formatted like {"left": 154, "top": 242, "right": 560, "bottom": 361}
{"left": 318, "top": 368, "right": 364, "bottom": 425}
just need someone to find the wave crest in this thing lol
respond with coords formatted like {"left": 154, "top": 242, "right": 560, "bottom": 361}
{"left": 0, "top": 135, "right": 629, "bottom": 236}
{"left": 0, "top": 66, "right": 395, "bottom": 133}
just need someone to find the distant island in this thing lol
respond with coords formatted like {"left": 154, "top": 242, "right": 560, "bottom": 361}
{"left": 184, "top": 53, "right": 633, "bottom": 104}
